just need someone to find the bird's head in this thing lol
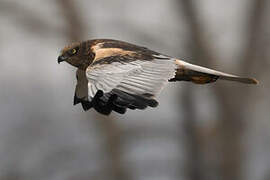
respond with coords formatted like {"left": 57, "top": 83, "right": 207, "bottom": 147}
{"left": 58, "top": 42, "right": 94, "bottom": 70}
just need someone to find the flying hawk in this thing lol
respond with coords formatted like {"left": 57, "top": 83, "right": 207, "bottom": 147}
{"left": 58, "top": 39, "right": 258, "bottom": 115}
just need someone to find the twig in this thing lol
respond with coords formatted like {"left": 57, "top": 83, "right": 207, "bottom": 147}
{"left": 56, "top": 1, "right": 130, "bottom": 179}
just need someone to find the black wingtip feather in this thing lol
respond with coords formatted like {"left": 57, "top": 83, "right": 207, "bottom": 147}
{"left": 81, "top": 101, "right": 92, "bottom": 111}
{"left": 111, "top": 89, "right": 159, "bottom": 110}
{"left": 112, "top": 105, "right": 127, "bottom": 114}
{"left": 111, "top": 90, "right": 147, "bottom": 109}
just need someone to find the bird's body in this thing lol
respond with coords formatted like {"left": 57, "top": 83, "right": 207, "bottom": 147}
{"left": 58, "top": 39, "right": 257, "bottom": 115}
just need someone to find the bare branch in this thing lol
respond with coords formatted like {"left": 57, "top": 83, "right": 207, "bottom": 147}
{"left": 57, "top": 0, "right": 85, "bottom": 41}
{"left": 56, "top": 1, "right": 130, "bottom": 179}
{"left": 241, "top": 0, "right": 268, "bottom": 75}
{"left": 177, "top": 0, "right": 268, "bottom": 179}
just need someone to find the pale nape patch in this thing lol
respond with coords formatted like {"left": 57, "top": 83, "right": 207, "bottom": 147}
{"left": 91, "top": 43, "right": 135, "bottom": 62}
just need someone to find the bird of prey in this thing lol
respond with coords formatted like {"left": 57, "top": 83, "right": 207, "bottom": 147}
{"left": 58, "top": 39, "right": 258, "bottom": 115}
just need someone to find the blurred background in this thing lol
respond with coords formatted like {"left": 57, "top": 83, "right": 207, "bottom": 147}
{"left": 0, "top": 0, "right": 269, "bottom": 179}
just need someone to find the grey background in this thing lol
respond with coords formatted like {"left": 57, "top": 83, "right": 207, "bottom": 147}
{"left": 0, "top": 0, "right": 269, "bottom": 180}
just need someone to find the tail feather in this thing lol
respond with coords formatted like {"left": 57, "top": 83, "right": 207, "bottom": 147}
{"left": 174, "top": 59, "right": 258, "bottom": 84}
{"left": 219, "top": 76, "right": 258, "bottom": 84}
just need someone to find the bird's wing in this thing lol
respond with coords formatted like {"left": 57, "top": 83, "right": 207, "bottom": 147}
{"left": 74, "top": 69, "right": 92, "bottom": 110}
{"left": 86, "top": 54, "right": 176, "bottom": 108}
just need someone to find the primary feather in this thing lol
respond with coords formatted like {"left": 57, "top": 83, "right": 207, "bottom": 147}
{"left": 86, "top": 55, "right": 177, "bottom": 101}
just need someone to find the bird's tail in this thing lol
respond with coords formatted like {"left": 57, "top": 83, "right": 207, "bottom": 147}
{"left": 170, "top": 59, "right": 258, "bottom": 84}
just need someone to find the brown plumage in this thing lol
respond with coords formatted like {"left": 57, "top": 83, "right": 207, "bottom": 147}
{"left": 58, "top": 39, "right": 258, "bottom": 114}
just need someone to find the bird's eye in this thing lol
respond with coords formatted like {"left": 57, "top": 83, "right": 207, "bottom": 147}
{"left": 68, "top": 48, "right": 77, "bottom": 55}
{"left": 71, "top": 49, "right": 77, "bottom": 54}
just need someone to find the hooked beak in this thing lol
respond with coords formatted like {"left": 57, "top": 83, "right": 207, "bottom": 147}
{"left": 57, "top": 55, "right": 67, "bottom": 64}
